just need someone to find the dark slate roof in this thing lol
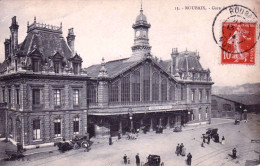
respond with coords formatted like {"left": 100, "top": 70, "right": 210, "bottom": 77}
{"left": 212, "top": 94, "right": 260, "bottom": 105}
{"left": 18, "top": 31, "right": 72, "bottom": 60}
{"left": 85, "top": 58, "right": 140, "bottom": 78}
{"left": 158, "top": 60, "right": 171, "bottom": 72}
{"left": 159, "top": 51, "right": 205, "bottom": 73}
{"left": 177, "top": 51, "right": 203, "bottom": 72}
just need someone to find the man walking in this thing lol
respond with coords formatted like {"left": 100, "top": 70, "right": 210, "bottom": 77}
{"left": 123, "top": 154, "right": 127, "bottom": 164}
{"left": 232, "top": 148, "right": 237, "bottom": 159}
{"left": 187, "top": 153, "right": 192, "bottom": 166}
{"left": 180, "top": 143, "right": 184, "bottom": 154}
{"left": 207, "top": 136, "right": 210, "bottom": 144}
{"left": 176, "top": 144, "right": 180, "bottom": 156}
{"left": 135, "top": 153, "right": 140, "bottom": 166}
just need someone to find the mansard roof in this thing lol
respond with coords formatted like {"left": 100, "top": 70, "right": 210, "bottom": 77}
{"left": 159, "top": 50, "right": 207, "bottom": 73}
{"left": 17, "top": 30, "right": 72, "bottom": 61}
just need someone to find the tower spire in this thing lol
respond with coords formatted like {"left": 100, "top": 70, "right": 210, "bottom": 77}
{"left": 141, "top": 0, "right": 143, "bottom": 10}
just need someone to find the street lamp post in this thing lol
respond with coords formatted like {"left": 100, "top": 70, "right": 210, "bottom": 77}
{"left": 129, "top": 108, "right": 133, "bottom": 133}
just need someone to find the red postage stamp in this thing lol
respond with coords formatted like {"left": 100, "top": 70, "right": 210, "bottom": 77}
{"left": 221, "top": 22, "right": 256, "bottom": 64}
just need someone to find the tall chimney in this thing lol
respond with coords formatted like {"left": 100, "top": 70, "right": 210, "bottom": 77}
{"left": 4, "top": 39, "right": 11, "bottom": 60}
{"left": 67, "top": 28, "right": 75, "bottom": 56}
{"left": 9, "top": 16, "right": 19, "bottom": 56}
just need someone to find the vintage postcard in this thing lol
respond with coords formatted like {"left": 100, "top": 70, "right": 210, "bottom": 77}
{"left": 0, "top": 0, "right": 259, "bottom": 166}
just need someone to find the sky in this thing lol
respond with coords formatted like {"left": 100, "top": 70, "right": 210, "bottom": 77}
{"left": 0, "top": 0, "right": 259, "bottom": 86}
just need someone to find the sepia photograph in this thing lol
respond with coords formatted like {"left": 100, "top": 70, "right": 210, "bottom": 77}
{"left": 0, "top": 0, "right": 259, "bottom": 165}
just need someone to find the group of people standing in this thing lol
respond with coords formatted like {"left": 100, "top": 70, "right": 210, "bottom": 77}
{"left": 175, "top": 143, "right": 192, "bottom": 166}
{"left": 175, "top": 143, "right": 186, "bottom": 156}
{"left": 123, "top": 153, "right": 140, "bottom": 166}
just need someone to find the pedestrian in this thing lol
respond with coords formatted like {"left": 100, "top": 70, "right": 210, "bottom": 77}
{"left": 176, "top": 144, "right": 180, "bottom": 156}
{"left": 201, "top": 141, "right": 205, "bottom": 148}
{"left": 181, "top": 146, "right": 186, "bottom": 156}
{"left": 109, "top": 136, "right": 112, "bottom": 145}
{"left": 136, "top": 153, "right": 140, "bottom": 166}
{"left": 207, "top": 136, "right": 210, "bottom": 144}
{"left": 123, "top": 154, "right": 127, "bottom": 164}
{"left": 180, "top": 143, "right": 184, "bottom": 154}
{"left": 232, "top": 148, "right": 237, "bottom": 159}
{"left": 187, "top": 153, "right": 192, "bottom": 166}
{"left": 118, "top": 132, "right": 121, "bottom": 140}
{"left": 221, "top": 136, "right": 225, "bottom": 145}
{"left": 203, "top": 136, "right": 206, "bottom": 143}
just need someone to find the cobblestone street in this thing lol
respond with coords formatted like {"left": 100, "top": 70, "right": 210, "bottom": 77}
{"left": 0, "top": 115, "right": 259, "bottom": 166}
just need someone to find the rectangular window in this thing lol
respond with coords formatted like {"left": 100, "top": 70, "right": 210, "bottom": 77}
{"left": 2, "top": 89, "right": 5, "bottom": 102}
{"left": 8, "top": 89, "right": 11, "bottom": 104}
{"left": 181, "top": 86, "right": 184, "bottom": 100}
{"left": 54, "top": 119, "right": 61, "bottom": 137}
{"left": 73, "top": 89, "right": 79, "bottom": 105}
{"left": 191, "top": 90, "right": 195, "bottom": 102}
{"left": 73, "top": 117, "right": 79, "bottom": 134}
{"left": 199, "top": 113, "right": 201, "bottom": 120}
{"left": 32, "top": 89, "right": 40, "bottom": 105}
{"left": 199, "top": 90, "right": 202, "bottom": 102}
{"left": 87, "top": 83, "right": 97, "bottom": 103}
{"left": 54, "top": 89, "right": 61, "bottom": 106}
{"left": 206, "top": 90, "right": 209, "bottom": 101}
{"left": 16, "top": 89, "right": 19, "bottom": 105}
{"left": 33, "top": 119, "right": 41, "bottom": 140}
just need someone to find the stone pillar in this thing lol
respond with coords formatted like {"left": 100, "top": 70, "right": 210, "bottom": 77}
{"left": 166, "top": 116, "right": 170, "bottom": 129}
{"left": 44, "top": 84, "right": 50, "bottom": 110}
{"left": 44, "top": 112, "right": 51, "bottom": 143}
{"left": 64, "top": 85, "right": 70, "bottom": 109}
{"left": 150, "top": 117, "right": 153, "bottom": 131}
{"left": 119, "top": 120, "right": 122, "bottom": 134}
{"left": 159, "top": 117, "right": 162, "bottom": 127}
{"left": 64, "top": 111, "right": 70, "bottom": 140}
{"left": 98, "top": 81, "right": 108, "bottom": 107}
{"left": 82, "top": 110, "right": 88, "bottom": 136}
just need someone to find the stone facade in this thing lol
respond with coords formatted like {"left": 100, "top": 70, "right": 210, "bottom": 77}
{"left": 0, "top": 17, "right": 89, "bottom": 148}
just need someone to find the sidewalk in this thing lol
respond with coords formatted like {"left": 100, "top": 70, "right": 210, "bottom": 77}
{"left": 0, "top": 118, "right": 234, "bottom": 161}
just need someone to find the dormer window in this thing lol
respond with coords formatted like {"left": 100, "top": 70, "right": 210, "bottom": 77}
{"left": 32, "top": 59, "right": 40, "bottom": 72}
{"left": 54, "top": 61, "right": 60, "bottom": 73}
{"left": 73, "top": 63, "right": 79, "bottom": 75}
{"left": 69, "top": 53, "right": 82, "bottom": 75}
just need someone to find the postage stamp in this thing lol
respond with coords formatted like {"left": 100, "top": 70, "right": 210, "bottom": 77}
{"left": 212, "top": 4, "right": 259, "bottom": 65}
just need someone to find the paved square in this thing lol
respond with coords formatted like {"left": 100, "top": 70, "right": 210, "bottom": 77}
{"left": 1, "top": 115, "right": 259, "bottom": 166}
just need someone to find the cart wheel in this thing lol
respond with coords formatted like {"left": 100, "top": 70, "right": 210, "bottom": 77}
{"left": 73, "top": 143, "right": 80, "bottom": 149}
{"left": 81, "top": 141, "right": 88, "bottom": 148}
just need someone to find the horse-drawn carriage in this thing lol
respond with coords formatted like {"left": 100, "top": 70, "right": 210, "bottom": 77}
{"left": 202, "top": 128, "right": 219, "bottom": 142}
{"left": 144, "top": 155, "right": 163, "bottom": 166}
{"left": 54, "top": 135, "right": 91, "bottom": 152}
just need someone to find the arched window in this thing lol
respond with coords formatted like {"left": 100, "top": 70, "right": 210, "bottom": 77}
{"left": 109, "top": 81, "right": 119, "bottom": 102}
{"left": 121, "top": 75, "right": 130, "bottom": 102}
{"left": 152, "top": 72, "right": 159, "bottom": 101}
{"left": 143, "top": 64, "right": 150, "bottom": 101}
{"left": 132, "top": 70, "right": 140, "bottom": 102}
{"left": 87, "top": 82, "right": 97, "bottom": 103}
{"left": 169, "top": 85, "right": 175, "bottom": 101}
{"left": 161, "top": 79, "right": 167, "bottom": 101}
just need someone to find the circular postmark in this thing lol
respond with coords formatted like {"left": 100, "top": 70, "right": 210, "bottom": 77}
{"left": 212, "top": 4, "right": 259, "bottom": 64}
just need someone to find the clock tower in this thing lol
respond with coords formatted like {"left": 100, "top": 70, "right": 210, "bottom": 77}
{"left": 131, "top": 7, "right": 151, "bottom": 57}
